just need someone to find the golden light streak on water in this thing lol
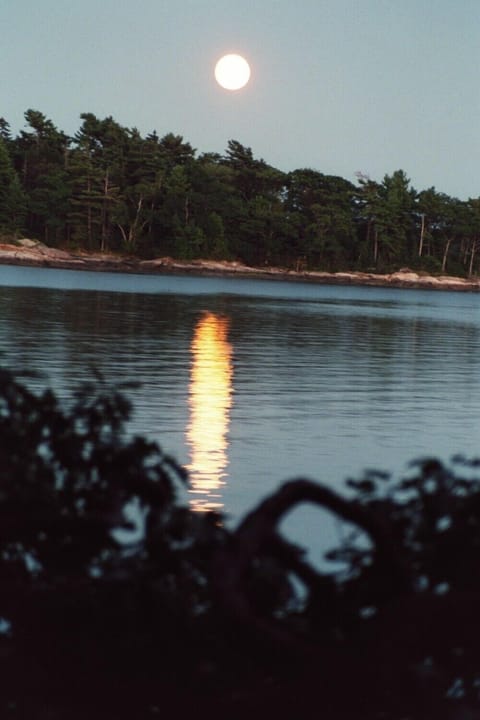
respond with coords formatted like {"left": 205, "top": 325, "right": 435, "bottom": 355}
{"left": 186, "top": 312, "right": 233, "bottom": 512}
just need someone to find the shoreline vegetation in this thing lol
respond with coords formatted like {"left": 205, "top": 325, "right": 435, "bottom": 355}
{"left": 2, "top": 111, "right": 480, "bottom": 288}
{"left": 1, "top": 238, "right": 480, "bottom": 292}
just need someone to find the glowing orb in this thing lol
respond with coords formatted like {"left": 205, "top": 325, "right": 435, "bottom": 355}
{"left": 214, "top": 54, "right": 251, "bottom": 91}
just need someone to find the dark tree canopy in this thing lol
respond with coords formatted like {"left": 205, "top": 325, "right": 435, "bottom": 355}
{"left": 0, "top": 109, "right": 479, "bottom": 275}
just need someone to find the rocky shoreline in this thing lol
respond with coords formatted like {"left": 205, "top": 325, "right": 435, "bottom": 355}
{"left": 1, "top": 239, "right": 479, "bottom": 292}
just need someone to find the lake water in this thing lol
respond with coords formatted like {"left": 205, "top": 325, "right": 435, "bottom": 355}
{"left": 1, "top": 264, "right": 480, "bottom": 561}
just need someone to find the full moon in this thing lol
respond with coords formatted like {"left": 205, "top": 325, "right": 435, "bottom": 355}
{"left": 214, "top": 54, "right": 251, "bottom": 91}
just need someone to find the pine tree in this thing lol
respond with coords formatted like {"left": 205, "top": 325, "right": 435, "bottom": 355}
{"left": 13, "top": 110, "right": 69, "bottom": 244}
{"left": 0, "top": 137, "right": 26, "bottom": 236}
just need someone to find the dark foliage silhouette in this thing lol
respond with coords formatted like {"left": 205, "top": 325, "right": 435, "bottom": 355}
{"left": 0, "top": 370, "right": 479, "bottom": 719}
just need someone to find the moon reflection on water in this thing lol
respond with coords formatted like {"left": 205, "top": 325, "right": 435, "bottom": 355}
{"left": 186, "top": 312, "right": 233, "bottom": 512}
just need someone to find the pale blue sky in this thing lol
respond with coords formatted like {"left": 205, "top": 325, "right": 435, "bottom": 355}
{"left": 1, "top": 0, "right": 479, "bottom": 198}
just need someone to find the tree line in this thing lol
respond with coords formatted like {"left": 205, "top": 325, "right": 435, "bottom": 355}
{"left": 0, "top": 109, "right": 479, "bottom": 276}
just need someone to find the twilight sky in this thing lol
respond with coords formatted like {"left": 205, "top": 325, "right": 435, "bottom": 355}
{"left": 1, "top": 0, "right": 479, "bottom": 199}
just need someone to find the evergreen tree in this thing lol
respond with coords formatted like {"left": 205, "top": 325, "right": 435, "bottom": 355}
{"left": 0, "top": 118, "right": 12, "bottom": 145}
{"left": 0, "top": 137, "right": 26, "bottom": 235}
{"left": 285, "top": 170, "right": 356, "bottom": 270}
{"left": 12, "top": 110, "right": 69, "bottom": 244}
{"left": 221, "top": 140, "right": 286, "bottom": 264}
{"left": 355, "top": 170, "right": 416, "bottom": 268}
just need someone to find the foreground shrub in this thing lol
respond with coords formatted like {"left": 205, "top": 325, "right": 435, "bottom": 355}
{"left": 0, "top": 369, "right": 479, "bottom": 719}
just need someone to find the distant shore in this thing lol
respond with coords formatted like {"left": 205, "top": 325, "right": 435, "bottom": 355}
{"left": 1, "top": 239, "right": 479, "bottom": 292}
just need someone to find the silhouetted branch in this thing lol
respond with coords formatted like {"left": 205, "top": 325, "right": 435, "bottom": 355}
{"left": 213, "top": 478, "right": 410, "bottom": 650}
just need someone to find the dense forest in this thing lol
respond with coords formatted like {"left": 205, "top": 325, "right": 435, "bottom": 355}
{"left": 0, "top": 109, "right": 479, "bottom": 276}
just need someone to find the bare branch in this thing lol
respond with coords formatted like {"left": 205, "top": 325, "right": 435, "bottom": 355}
{"left": 212, "top": 479, "right": 411, "bottom": 651}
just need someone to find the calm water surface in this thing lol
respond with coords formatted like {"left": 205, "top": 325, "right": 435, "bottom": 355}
{"left": 1, "top": 265, "right": 479, "bottom": 559}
